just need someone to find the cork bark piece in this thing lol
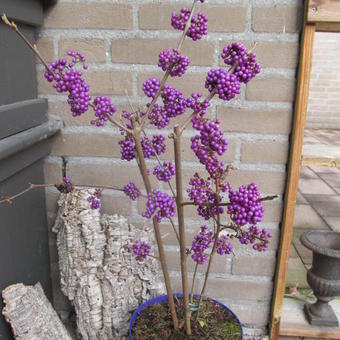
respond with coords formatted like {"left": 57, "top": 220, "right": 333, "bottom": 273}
{"left": 2, "top": 282, "right": 72, "bottom": 340}
{"left": 52, "top": 189, "right": 164, "bottom": 339}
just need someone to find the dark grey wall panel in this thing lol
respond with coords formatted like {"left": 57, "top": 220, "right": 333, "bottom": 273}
{"left": 0, "top": 159, "right": 52, "bottom": 340}
{"left": 0, "top": 118, "right": 62, "bottom": 163}
{"left": 0, "top": 135, "right": 55, "bottom": 183}
{"left": 0, "top": 1, "right": 59, "bottom": 338}
{"left": 0, "top": 0, "right": 43, "bottom": 27}
{"left": 0, "top": 99, "right": 48, "bottom": 140}
{"left": 0, "top": 25, "right": 37, "bottom": 105}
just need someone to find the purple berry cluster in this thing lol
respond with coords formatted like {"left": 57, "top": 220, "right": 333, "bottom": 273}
{"left": 119, "top": 134, "right": 166, "bottom": 161}
{"left": 91, "top": 96, "right": 116, "bottom": 127}
{"left": 190, "top": 117, "right": 227, "bottom": 179}
{"left": 187, "top": 173, "right": 222, "bottom": 220}
{"left": 191, "top": 135, "right": 225, "bottom": 180}
{"left": 171, "top": 8, "right": 208, "bottom": 41}
{"left": 123, "top": 182, "right": 141, "bottom": 201}
{"left": 119, "top": 136, "right": 135, "bottom": 161}
{"left": 148, "top": 104, "right": 169, "bottom": 129}
{"left": 205, "top": 68, "right": 240, "bottom": 101}
{"left": 161, "top": 84, "right": 187, "bottom": 118}
{"left": 125, "top": 240, "right": 151, "bottom": 262}
{"left": 56, "top": 177, "right": 74, "bottom": 194}
{"left": 216, "top": 235, "right": 233, "bottom": 255}
{"left": 158, "top": 48, "right": 189, "bottom": 77}
{"left": 142, "top": 190, "right": 176, "bottom": 222}
{"left": 196, "top": 119, "right": 227, "bottom": 156}
{"left": 221, "top": 42, "right": 261, "bottom": 83}
{"left": 227, "top": 183, "right": 264, "bottom": 226}
{"left": 87, "top": 189, "right": 102, "bottom": 210}
{"left": 152, "top": 135, "right": 166, "bottom": 155}
{"left": 187, "top": 225, "right": 214, "bottom": 264}
{"left": 142, "top": 78, "right": 160, "bottom": 98}
{"left": 186, "top": 93, "right": 210, "bottom": 116}
{"left": 44, "top": 51, "right": 91, "bottom": 117}
{"left": 238, "top": 225, "right": 272, "bottom": 252}
{"left": 67, "top": 50, "right": 88, "bottom": 69}
{"left": 153, "top": 161, "right": 176, "bottom": 182}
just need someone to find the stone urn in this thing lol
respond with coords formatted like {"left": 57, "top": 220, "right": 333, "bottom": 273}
{"left": 300, "top": 230, "right": 340, "bottom": 326}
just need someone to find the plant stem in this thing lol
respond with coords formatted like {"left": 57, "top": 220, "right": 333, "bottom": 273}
{"left": 190, "top": 263, "right": 198, "bottom": 304}
{"left": 196, "top": 180, "right": 222, "bottom": 319}
{"left": 177, "top": 0, "right": 198, "bottom": 51}
{"left": 173, "top": 125, "right": 191, "bottom": 335}
{"left": 131, "top": 117, "right": 179, "bottom": 330}
{"left": 138, "top": 128, "right": 179, "bottom": 242}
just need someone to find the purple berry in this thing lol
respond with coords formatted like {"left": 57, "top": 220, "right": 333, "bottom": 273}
{"left": 123, "top": 182, "right": 141, "bottom": 201}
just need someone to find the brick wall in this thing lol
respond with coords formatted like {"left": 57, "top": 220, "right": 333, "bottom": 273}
{"left": 306, "top": 32, "right": 340, "bottom": 129}
{"left": 37, "top": 0, "right": 302, "bottom": 336}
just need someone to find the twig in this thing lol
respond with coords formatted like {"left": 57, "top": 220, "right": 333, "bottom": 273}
{"left": 178, "top": 89, "right": 216, "bottom": 134}
{"left": 181, "top": 194, "right": 278, "bottom": 207}
{"left": 1, "top": 13, "right": 55, "bottom": 77}
{"left": 0, "top": 183, "right": 126, "bottom": 205}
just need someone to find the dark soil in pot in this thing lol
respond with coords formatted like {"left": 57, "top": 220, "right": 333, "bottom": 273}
{"left": 132, "top": 297, "right": 242, "bottom": 339}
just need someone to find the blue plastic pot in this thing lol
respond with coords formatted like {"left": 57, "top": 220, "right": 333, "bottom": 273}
{"left": 129, "top": 293, "right": 243, "bottom": 339}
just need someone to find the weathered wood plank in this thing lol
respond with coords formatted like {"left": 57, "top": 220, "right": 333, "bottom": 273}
{"left": 316, "top": 21, "right": 340, "bottom": 32}
{"left": 270, "top": 21, "right": 316, "bottom": 340}
{"left": 307, "top": 0, "right": 340, "bottom": 23}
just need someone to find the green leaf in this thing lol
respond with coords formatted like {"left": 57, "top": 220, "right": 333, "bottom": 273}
{"left": 199, "top": 320, "right": 206, "bottom": 328}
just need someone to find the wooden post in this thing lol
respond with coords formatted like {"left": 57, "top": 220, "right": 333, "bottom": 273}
{"left": 269, "top": 21, "right": 316, "bottom": 340}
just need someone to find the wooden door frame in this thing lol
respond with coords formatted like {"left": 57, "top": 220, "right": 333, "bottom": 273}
{"left": 270, "top": 1, "right": 340, "bottom": 339}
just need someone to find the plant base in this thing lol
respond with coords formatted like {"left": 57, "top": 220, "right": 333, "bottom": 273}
{"left": 130, "top": 294, "right": 242, "bottom": 340}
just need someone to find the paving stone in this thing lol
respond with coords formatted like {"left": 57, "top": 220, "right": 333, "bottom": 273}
{"left": 289, "top": 244, "right": 299, "bottom": 258}
{"left": 299, "top": 178, "right": 337, "bottom": 195}
{"left": 311, "top": 200, "right": 340, "bottom": 218}
{"left": 292, "top": 229, "right": 313, "bottom": 266}
{"left": 297, "top": 191, "right": 308, "bottom": 204}
{"left": 310, "top": 166, "right": 340, "bottom": 174}
{"left": 281, "top": 298, "right": 340, "bottom": 338}
{"left": 303, "top": 194, "right": 340, "bottom": 203}
{"left": 323, "top": 216, "right": 340, "bottom": 232}
{"left": 319, "top": 173, "right": 340, "bottom": 188}
{"left": 286, "top": 258, "right": 309, "bottom": 288}
{"left": 299, "top": 166, "right": 318, "bottom": 179}
{"left": 293, "top": 204, "right": 328, "bottom": 229}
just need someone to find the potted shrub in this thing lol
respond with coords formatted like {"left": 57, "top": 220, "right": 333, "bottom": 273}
{"left": 2, "top": 1, "right": 276, "bottom": 337}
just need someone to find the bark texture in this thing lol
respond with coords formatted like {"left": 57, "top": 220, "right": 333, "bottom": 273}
{"left": 52, "top": 189, "right": 164, "bottom": 339}
{"left": 2, "top": 282, "right": 72, "bottom": 340}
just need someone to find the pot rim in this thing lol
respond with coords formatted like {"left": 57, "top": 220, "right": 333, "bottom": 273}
{"left": 300, "top": 230, "right": 340, "bottom": 258}
{"left": 129, "top": 293, "right": 243, "bottom": 340}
